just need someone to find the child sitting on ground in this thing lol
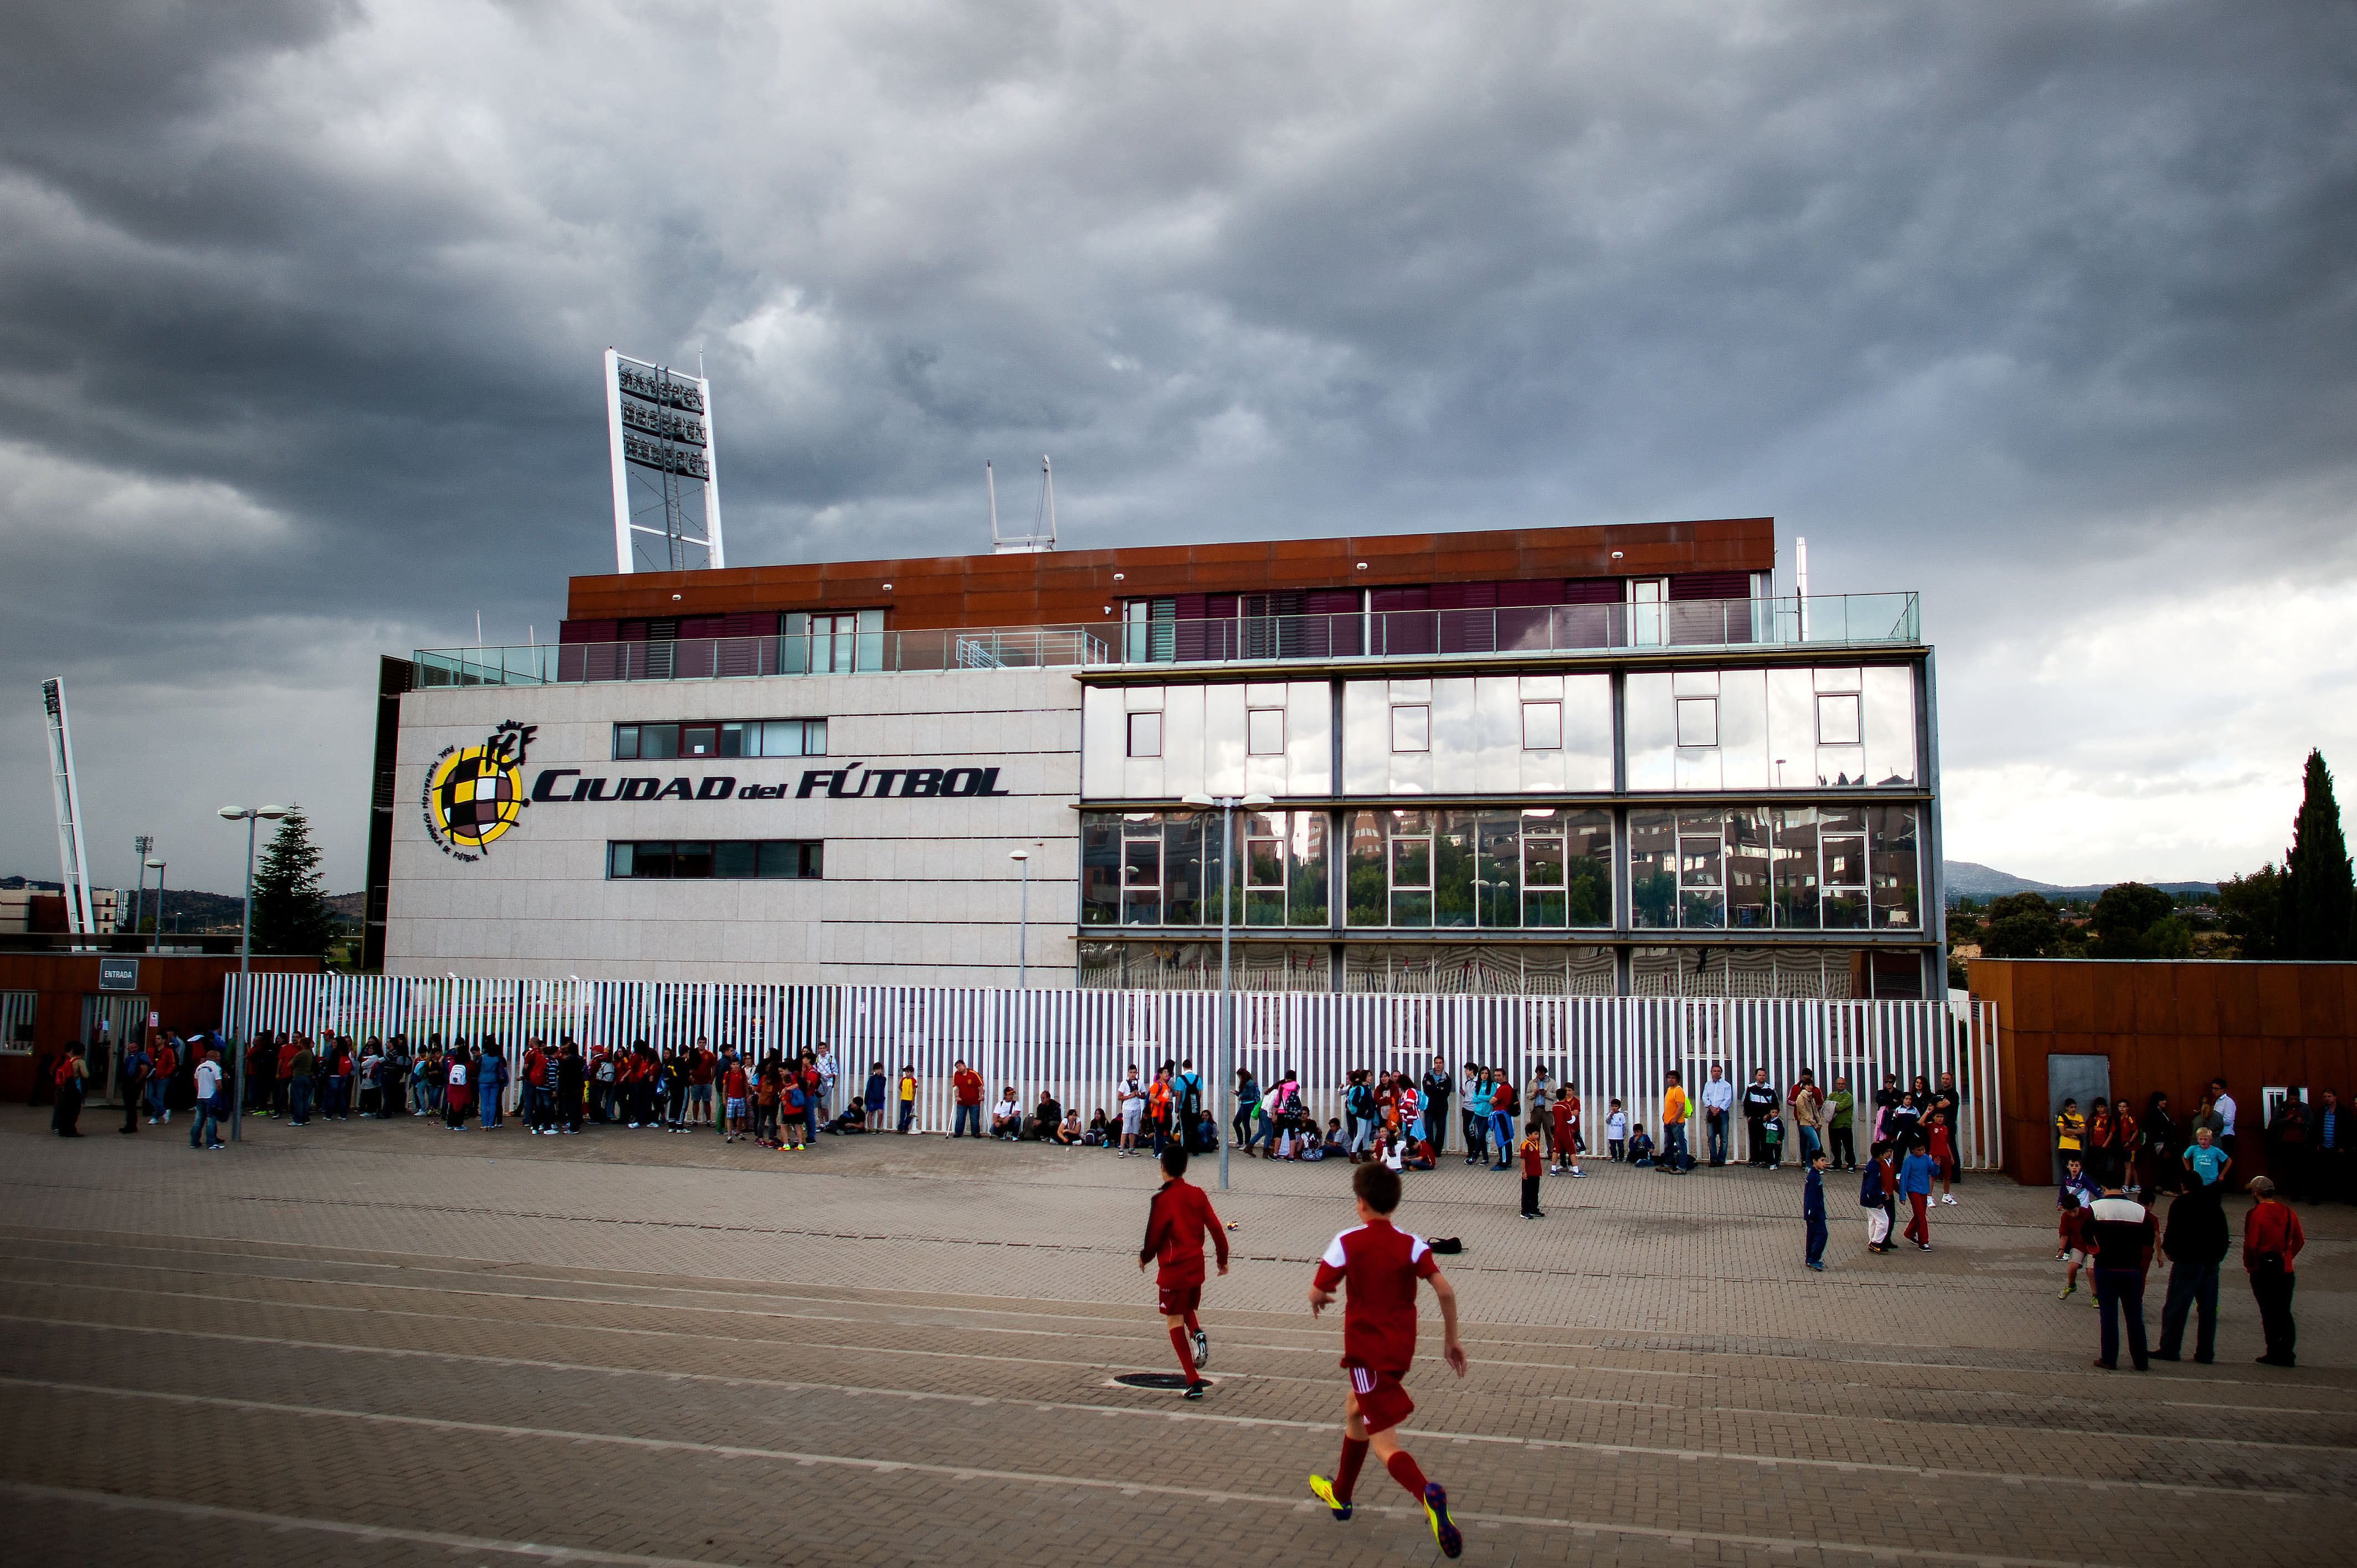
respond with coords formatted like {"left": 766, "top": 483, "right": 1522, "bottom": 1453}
{"left": 1628, "top": 1122, "right": 1655, "bottom": 1167}
{"left": 1086, "top": 1108, "right": 1112, "bottom": 1147}
{"left": 1606, "top": 1098, "right": 1629, "bottom": 1162}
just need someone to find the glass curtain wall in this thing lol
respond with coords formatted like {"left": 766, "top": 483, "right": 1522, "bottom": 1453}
{"left": 1631, "top": 805, "right": 1919, "bottom": 931}
{"left": 1344, "top": 807, "right": 1611, "bottom": 929}
{"left": 1080, "top": 810, "right": 1329, "bottom": 928}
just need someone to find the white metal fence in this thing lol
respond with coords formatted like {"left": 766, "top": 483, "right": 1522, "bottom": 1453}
{"left": 222, "top": 974, "right": 2002, "bottom": 1168}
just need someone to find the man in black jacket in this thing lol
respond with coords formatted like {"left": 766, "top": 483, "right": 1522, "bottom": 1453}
{"left": 1741, "top": 1070, "right": 1779, "bottom": 1168}
{"left": 2154, "top": 1180, "right": 2229, "bottom": 1364}
{"left": 1421, "top": 1056, "right": 1453, "bottom": 1157}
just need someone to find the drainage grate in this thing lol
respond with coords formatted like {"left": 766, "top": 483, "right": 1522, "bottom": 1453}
{"left": 1111, "top": 1372, "right": 1197, "bottom": 1390}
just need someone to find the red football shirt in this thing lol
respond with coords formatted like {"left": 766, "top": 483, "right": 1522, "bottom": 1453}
{"left": 1140, "top": 1179, "right": 1229, "bottom": 1288}
{"left": 1313, "top": 1219, "right": 1439, "bottom": 1374}
{"left": 1548, "top": 1099, "right": 1576, "bottom": 1147}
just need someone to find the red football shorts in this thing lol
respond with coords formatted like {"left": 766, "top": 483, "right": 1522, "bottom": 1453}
{"left": 1345, "top": 1361, "right": 1414, "bottom": 1435}
{"left": 1157, "top": 1282, "right": 1202, "bottom": 1317}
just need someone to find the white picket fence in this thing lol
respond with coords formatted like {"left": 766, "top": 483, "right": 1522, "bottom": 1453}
{"left": 222, "top": 974, "right": 2003, "bottom": 1168}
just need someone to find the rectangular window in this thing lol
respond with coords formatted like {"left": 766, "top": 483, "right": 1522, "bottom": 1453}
{"left": 1082, "top": 809, "right": 1328, "bottom": 928}
{"left": 1391, "top": 704, "right": 1429, "bottom": 752}
{"left": 1676, "top": 697, "right": 1718, "bottom": 748}
{"left": 1123, "top": 829, "right": 1162, "bottom": 925}
{"left": 1521, "top": 700, "right": 1562, "bottom": 751}
{"left": 1127, "top": 711, "right": 1163, "bottom": 758}
{"left": 608, "top": 840, "right": 821, "bottom": 879}
{"left": 1247, "top": 708, "right": 1285, "bottom": 756}
{"left": 616, "top": 718, "right": 824, "bottom": 760}
{"left": 1816, "top": 692, "right": 1861, "bottom": 746}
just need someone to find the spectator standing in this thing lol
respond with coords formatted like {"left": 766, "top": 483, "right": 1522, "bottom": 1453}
{"left": 1486, "top": 1075, "right": 1517, "bottom": 1172}
{"left": 2140, "top": 1092, "right": 2180, "bottom": 1198}
{"left": 1871, "top": 1142, "right": 1901, "bottom": 1251}
{"left": 1701, "top": 1064, "right": 1735, "bottom": 1167}
{"left": 1789, "top": 1071, "right": 1823, "bottom": 1167}
{"left": 443, "top": 1051, "right": 471, "bottom": 1130}
{"left": 1660, "top": 1071, "right": 1691, "bottom": 1174}
{"left": 1516, "top": 1122, "right": 1545, "bottom": 1219}
{"left": 952, "top": 1059, "right": 985, "bottom": 1139}
{"left": 862, "top": 1060, "right": 888, "bottom": 1133}
{"left": 557, "top": 1040, "right": 584, "bottom": 1134}
{"left": 2183, "top": 1125, "right": 2230, "bottom": 1189}
{"left": 1930, "top": 1071, "right": 1964, "bottom": 1178}
{"left": 1604, "top": 1099, "right": 1627, "bottom": 1162}
{"left": 1420, "top": 1056, "right": 1453, "bottom": 1156}
{"left": 2242, "top": 1177, "right": 2304, "bottom": 1366}
{"left": 1803, "top": 1151, "right": 1829, "bottom": 1270}
{"left": 2153, "top": 1179, "right": 2227, "bottom": 1364}
{"left": 287, "top": 1038, "right": 316, "bottom": 1126}
{"left": 1827, "top": 1076, "right": 1857, "bottom": 1170}
{"left": 1898, "top": 1142, "right": 1934, "bottom": 1249}
{"left": 1548, "top": 1086, "right": 1583, "bottom": 1177}
{"left": 2210, "top": 1078, "right": 2239, "bottom": 1188}
{"left": 2086, "top": 1178, "right": 2156, "bottom": 1371}
{"left": 2266, "top": 1089, "right": 2308, "bottom": 1202}
{"left": 1461, "top": 1072, "right": 1493, "bottom": 1167}
{"left": 897, "top": 1064, "right": 919, "bottom": 1133}
{"left": 1741, "top": 1069, "right": 1778, "bottom": 1167}
{"left": 2312, "top": 1089, "right": 2347, "bottom": 1204}
{"left": 479, "top": 1040, "right": 507, "bottom": 1129}
{"left": 2054, "top": 1097, "right": 2085, "bottom": 1171}
{"left": 50, "top": 1047, "right": 86, "bottom": 1137}
{"left": 116, "top": 1037, "right": 148, "bottom": 1136}
{"left": 145, "top": 1035, "right": 178, "bottom": 1125}
{"left": 188, "top": 1047, "right": 223, "bottom": 1149}
{"left": 1859, "top": 1146, "right": 1892, "bottom": 1252}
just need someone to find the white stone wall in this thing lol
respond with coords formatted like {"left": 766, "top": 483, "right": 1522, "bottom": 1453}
{"left": 385, "top": 668, "right": 1081, "bottom": 984}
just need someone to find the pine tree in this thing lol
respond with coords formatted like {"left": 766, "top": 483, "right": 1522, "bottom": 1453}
{"left": 2280, "top": 750, "right": 2355, "bottom": 961}
{"left": 251, "top": 808, "right": 337, "bottom": 956}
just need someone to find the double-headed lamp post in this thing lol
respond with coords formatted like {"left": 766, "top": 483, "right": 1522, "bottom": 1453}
{"left": 1008, "top": 849, "right": 1031, "bottom": 989}
{"left": 1180, "top": 790, "right": 1274, "bottom": 1192}
{"left": 144, "top": 858, "right": 166, "bottom": 956}
{"left": 218, "top": 805, "right": 289, "bottom": 1142}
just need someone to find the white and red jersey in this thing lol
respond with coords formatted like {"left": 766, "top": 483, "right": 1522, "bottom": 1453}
{"left": 1313, "top": 1218, "right": 1439, "bottom": 1374}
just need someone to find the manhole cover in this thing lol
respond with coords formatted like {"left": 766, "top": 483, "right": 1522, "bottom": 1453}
{"left": 1112, "top": 1373, "right": 1197, "bottom": 1390}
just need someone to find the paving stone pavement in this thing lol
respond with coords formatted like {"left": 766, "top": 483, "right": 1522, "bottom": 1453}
{"left": 2, "top": 1104, "right": 2351, "bottom": 1568}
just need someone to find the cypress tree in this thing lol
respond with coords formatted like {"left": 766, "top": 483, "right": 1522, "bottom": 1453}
{"left": 251, "top": 808, "right": 338, "bottom": 956}
{"left": 2280, "top": 750, "right": 2355, "bottom": 961}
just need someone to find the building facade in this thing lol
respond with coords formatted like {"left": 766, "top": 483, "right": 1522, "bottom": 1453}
{"left": 372, "top": 518, "right": 1944, "bottom": 997}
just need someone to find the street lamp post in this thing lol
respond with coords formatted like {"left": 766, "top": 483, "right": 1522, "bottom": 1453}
{"left": 1008, "top": 849, "right": 1031, "bottom": 989}
{"left": 132, "top": 835, "right": 155, "bottom": 948}
{"left": 218, "top": 805, "right": 289, "bottom": 1143}
{"left": 144, "top": 859, "right": 166, "bottom": 956}
{"left": 1181, "top": 790, "right": 1274, "bottom": 1192}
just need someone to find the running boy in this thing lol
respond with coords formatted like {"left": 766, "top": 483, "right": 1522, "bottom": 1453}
{"left": 1138, "top": 1145, "right": 1229, "bottom": 1399}
{"left": 1306, "top": 1162, "right": 1469, "bottom": 1559}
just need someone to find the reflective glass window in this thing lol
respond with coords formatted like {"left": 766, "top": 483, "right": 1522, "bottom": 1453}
{"left": 1819, "top": 803, "right": 1870, "bottom": 930}
{"left": 633, "top": 842, "right": 675, "bottom": 878}
{"left": 1522, "top": 701, "right": 1562, "bottom": 751}
{"left": 682, "top": 726, "right": 717, "bottom": 757}
{"left": 718, "top": 723, "right": 749, "bottom": 757}
{"left": 607, "top": 842, "right": 635, "bottom": 878}
{"left": 1123, "top": 831, "right": 1162, "bottom": 925}
{"left": 1246, "top": 708, "right": 1284, "bottom": 756}
{"left": 1391, "top": 705, "right": 1429, "bottom": 752}
{"left": 1676, "top": 697, "right": 1718, "bottom": 747}
{"left": 1080, "top": 816, "right": 1120, "bottom": 924}
{"left": 1868, "top": 805, "right": 1920, "bottom": 929}
{"left": 1817, "top": 693, "right": 1861, "bottom": 745}
{"left": 639, "top": 724, "right": 679, "bottom": 760}
{"left": 614, "top": 725, "right": 640, "bottom": 760}
{"left": 1772, "top": 807, "right": 1820, "bottom": 928}
{"left": 1628, "top": 810, "right": 1676, "bottom": 929}
{"left": 1128, "top": 711, "right": 1163, "bottom": 758}
{"left": 1725, "top": 808, "right": 1770, "bottom": 930}
{"left": 713, "top": 840, "right": 758, "bottom": 878}
{"left": 672, "top": 842, "right": 714, "bottom": 878}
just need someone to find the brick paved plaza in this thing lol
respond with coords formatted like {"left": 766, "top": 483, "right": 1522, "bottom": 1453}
{"left": 1, "top": 1105, "right": 2350, "bottom": 1568}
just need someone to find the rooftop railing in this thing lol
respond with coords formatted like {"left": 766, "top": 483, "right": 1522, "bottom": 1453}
{"left": 412, "top": 593, "right": 1918, "bottom": 688}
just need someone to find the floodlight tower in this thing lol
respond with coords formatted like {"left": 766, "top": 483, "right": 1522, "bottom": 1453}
{"left": 40, "top": 678, "right": 96, "bottom": 941}
{"left": 604, "top": 349, "right": 725, "bottom": 574}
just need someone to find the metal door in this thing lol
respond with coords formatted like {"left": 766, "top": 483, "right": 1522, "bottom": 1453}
{"left": 2047, "top": 1053, "right": 2109, "bottom": 1183}
{"left": 81, "top": 994, "right": 149, "bottom": 1102}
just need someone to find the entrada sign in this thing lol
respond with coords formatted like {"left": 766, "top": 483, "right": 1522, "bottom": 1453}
{"left": 527, "top": 760, "right": 1012, "bottom": 803}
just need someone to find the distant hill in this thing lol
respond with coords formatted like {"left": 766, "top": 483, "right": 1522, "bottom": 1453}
{"left": 9, "top": 877, "right": 363, "bottom": 932}
{"left": 1944, "top": 862, "right": 2217, "bottom": 906}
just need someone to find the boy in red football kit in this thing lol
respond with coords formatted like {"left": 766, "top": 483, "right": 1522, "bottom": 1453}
{"left": 1307, "top": 1161, "right": 1469, "bottom": 1558}
{"left": 1138, "top": 1145, "right": 1228, "bottom": 1399}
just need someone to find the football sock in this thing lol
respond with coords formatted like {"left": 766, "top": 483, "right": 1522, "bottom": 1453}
{"left": 1182, "top": 1311, "right": 1202, "bottom": 1335}
{"left": 1168, "top": 1325, "right": 1196, "bottom": 1380}
{"left": 1334, "top": 1437, "right": 1370, "bottom": 1503}
{"left": 1386, "top": 1450, "right": 1430, "bottom": 1499}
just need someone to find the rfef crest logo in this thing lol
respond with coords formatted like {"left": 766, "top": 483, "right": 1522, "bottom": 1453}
{"left": 423, "top": 720, "right": 537, "bottom": 861}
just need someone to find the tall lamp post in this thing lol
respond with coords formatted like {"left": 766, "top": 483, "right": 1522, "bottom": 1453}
{"left": 132, "top": 835, "right": 155, "bottom": 947}
{"left": 1008, "top": 849, "right": 1031, "bottom": 989}
{"left": 218, "top": 804, "right": 289, "bottom": 1143}
{"left": 1180, "top": 790, "right": 1274, "bottom": 1192}
{"left": 144, "top": 858, "right": 166, "bottom": 956}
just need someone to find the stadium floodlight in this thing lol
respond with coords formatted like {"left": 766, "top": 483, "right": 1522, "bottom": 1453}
{"left": 605, "top": 349, "right": 725, "bottom": 574}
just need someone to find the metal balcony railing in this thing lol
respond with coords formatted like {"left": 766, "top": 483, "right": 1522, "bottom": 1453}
{"left": 411, "top": 595, "right": 1917, "bottom": 688}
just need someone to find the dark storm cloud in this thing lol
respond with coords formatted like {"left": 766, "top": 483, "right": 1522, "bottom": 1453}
{"left": 2, "top": 0, "right": 2354, "bottom": 888}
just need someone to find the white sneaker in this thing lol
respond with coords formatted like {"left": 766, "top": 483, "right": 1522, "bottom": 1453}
{"left": 1939, "top": 1194, "right": 1957, "bottom": 1205}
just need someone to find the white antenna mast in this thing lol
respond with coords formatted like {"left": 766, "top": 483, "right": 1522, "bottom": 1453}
{"left": 989, "top": 455, "right": 1058, "bottom": 554}
{"left": 1794, "top": 535, "right": 1810, "bottom": 641}
{"left": 41, "top": 677, "right": 96, "bottom": 938}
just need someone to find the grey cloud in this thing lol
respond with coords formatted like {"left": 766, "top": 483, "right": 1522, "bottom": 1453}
{"left": 2, "top": 0, "right": 2354, "bottom": 889}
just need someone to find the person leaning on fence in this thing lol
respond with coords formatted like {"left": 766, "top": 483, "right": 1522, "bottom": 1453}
{"left": 1658, "top": 1072, "right": 1691, "bottom": 1174}
{"left": 990, "top": 1088, "right": 1022, "bottom": 1139}
{"left": 951, "top": 1059, "right": 985, "bottom": 1139}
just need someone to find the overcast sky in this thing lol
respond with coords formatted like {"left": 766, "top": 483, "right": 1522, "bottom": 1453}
{"left": 4, "top": 0, "right": 2354, "bottom": 895}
